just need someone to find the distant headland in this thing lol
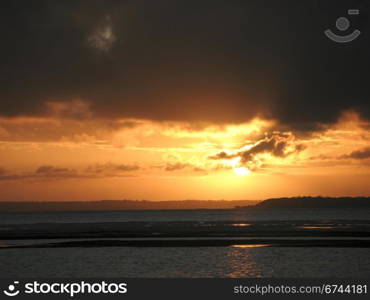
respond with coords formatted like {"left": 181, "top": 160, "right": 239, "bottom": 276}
{"left": 236, "top": 196, "right": 370, "bottom": 210}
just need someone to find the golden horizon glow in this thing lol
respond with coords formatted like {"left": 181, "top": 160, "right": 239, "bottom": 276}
{"left": 0, "top": 111, "right": 369, "bottom": 201}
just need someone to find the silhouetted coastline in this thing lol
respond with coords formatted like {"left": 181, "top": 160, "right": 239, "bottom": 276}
{"left": 1, "top": 197, "right": 370, "bottom": 212}
{"left": 236, "top": 196, "right": 370, "bottom": 209}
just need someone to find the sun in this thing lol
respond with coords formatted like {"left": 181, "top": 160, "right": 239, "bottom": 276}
{"left": 233, "top": 167, "right": 251, "bottom": 176}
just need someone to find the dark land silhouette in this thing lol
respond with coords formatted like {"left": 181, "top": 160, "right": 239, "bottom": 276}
{"left": 243, "top": 196, "right": 370, "bottom": 209}
{"left": 1, "top": 197, "right": 370, "bottom": 212}
{"left": 0, "top": 199, "right": 258, "bottom": 212}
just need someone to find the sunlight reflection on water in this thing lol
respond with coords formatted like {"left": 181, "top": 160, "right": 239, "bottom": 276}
{"left": 1, "top": 247, "right": 370, "bottom": 278}
{"left": 229, "top": 223, "right": 251, "bottom": 227}
{"left": 230, "top": 244, "right": 270, "bottom": 248}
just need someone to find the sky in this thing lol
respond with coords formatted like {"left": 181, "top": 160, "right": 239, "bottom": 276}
{"left": 0, "top": 0, "right": 369, "bottom": 201}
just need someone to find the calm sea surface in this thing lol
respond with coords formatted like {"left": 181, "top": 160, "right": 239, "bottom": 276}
{"left": 1, "top": 209, "right": 370, "bottom": 224}
{"left": 1, "top": 209, "right": 369, "bottom": 278}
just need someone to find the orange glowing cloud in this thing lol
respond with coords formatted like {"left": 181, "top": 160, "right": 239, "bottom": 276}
{"left": 0, "top": 111, "right": 369, "bottom": 201}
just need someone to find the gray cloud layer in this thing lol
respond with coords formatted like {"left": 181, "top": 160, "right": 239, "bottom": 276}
{"left": 0, "top": 1, "right": 369, "bottom": 130}
{"left": 340, "top": 147, "right": 370, "bottom": 160}
{"left": 0, "top": 164, "right": 140, "bottom": 181}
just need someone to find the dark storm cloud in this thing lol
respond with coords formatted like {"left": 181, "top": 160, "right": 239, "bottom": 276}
{"left": 340, "top": 147, "right": 370, "bottom": 160}
{"left": 209, "top": 132, "right": 306, "bottom": 164}
{"left": 0, "top": 0, "right": 369, "bottom": 130}
{"left": 237, "top": 133, "right": 306, "bottom": 164}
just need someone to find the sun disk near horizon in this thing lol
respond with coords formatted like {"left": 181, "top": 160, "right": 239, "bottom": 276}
{"left": 233, "top": 167, "right": 251, "bottom": 176}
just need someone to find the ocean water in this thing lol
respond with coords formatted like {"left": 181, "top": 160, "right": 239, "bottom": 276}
{"left": 1, "top": 246, "right": 369, "bottom": 278}
{"left": 0, "top": 209, "right": 369, "bottom": 278}
{"left": 1, "top": 208, "right": 370, "bottom": 224}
